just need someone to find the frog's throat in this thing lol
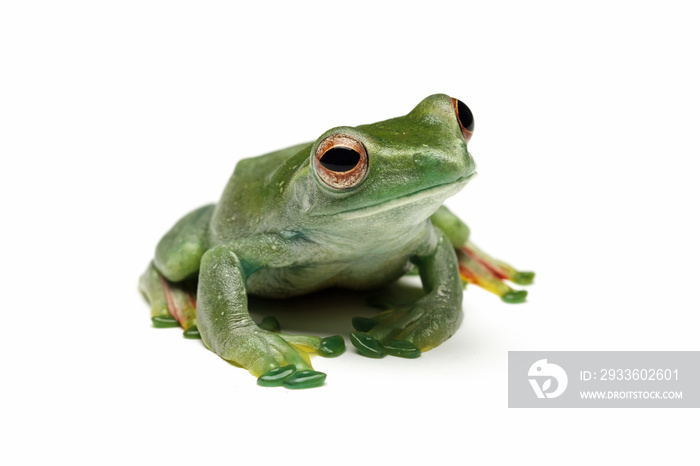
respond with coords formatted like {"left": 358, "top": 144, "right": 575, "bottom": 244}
{"left": 329, "top": 173, "right": 475, "bottom": 220}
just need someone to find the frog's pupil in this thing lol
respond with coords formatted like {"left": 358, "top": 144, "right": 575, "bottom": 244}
{"left": 320, "top": 147, "right": 361, "bottom": 172}
{"left": 456, "top": 100, "right": 475, "bottom": 132}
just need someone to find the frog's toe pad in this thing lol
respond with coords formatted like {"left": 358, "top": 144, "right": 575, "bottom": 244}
{"left": 319, "top": 335, "right": 345, "bottom": 357}
{"left": 383, "top": 340, "right": 421, "bottom": 358}
{"left": 257, "top": 366, "right": 327, "bottom": 389}
{"left": 283, "top": 370, "right": 327, "bottom": 389}
{"left": 501, "top": 290, "right": 528, "bottom": 304}
{"left": 350, "top": 331, "right": 386, "bottom": 358}
{"left": 257, "top": 365, "right": 297, "bottom": 387}
{"left": 350, "top": 332, "right": 422, "bottom": 359}
{"left": 183, "top": 325, "right": 201, "bottom": 339}
{"left": 152, "top": 315, "right": 180, "bottom": 328}
{"left": 513, "top": 271, "right": 535, "bottom": 285}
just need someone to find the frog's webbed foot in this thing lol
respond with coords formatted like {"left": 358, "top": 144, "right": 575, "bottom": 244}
{"left": 458, "top": 240, "right": 535, "bottom": 303}
{"left": 211, "top": 325, "right": 344, "bottom": 389}
{"left": 258, "top": 327, "right": 345, "bottom": 389}
{"left": 351, "top": 298, "right": 459, "bottom": 359}
{"left": 351, "top": 229, "right": 465, "bottom": 359}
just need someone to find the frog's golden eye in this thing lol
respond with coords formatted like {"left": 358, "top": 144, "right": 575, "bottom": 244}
{"left": 452, "top": 98, "right": 474, "bottom": 143}
{"left": 313, "top": 134, "right": 369, "bottom": 190}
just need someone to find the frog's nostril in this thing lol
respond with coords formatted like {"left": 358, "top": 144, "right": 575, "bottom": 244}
{"left": 452, "top": 98, "right": 474, "bottom": 142}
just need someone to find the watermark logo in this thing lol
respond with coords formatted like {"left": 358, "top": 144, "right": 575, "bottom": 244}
{"left": 510, "top": 352, "right": 698, "bottom": 408}
{"left": 528, "top": 359, "right": 568, "bottom": 399}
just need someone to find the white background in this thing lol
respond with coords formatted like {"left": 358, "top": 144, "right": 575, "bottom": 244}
{"left": 2, "top": 1, "right": 699, "bottom": 464}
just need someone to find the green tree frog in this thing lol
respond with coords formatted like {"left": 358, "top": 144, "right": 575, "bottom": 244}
{"left": 140, "top": 94, "right": 534, "bottom": 389}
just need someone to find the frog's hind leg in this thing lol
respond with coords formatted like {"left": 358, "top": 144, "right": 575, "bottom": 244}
{"left": 140, "top": 204, "right": 216, "bottom": 337}
{"left": 139, "top": 263, "right": 199, "bottom": 338}
{"left": 430, "top": 205, "right": 534, "bottom": 303}
{"left": 458, "top": 242, "right": 534, "bottom": 303}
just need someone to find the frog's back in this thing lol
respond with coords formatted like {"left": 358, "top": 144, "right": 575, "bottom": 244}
{"left": 233, "top": 142, "right": 308, "bottom": 180}
{"left": 210, "top": 142, "right": 312, "bottom": 242}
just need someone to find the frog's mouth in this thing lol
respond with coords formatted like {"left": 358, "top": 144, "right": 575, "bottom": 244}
{"left": 332, "top": 173, "right": 475, "bottom": 220}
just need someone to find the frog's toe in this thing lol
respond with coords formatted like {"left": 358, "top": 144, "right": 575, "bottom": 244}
{"left": 350, "top": 331, "right": 422, "bottom": 359}
{"left": 283, "top": 370, "right": 327, "bottom": 389}
{"left": 152, "top": 315, "right": 180, "bottom": 328}
{"left": 501, "top": 290, "right": 528, "bottom": 304}
{"left": 319, "top": 335, "right": 345, "bottom": 357}
{"left": 257, "top": 365, "right": 327, "bottom": 389}
{"left": 183, "top": 325, "right": 201, "bottom": 339}
{"left": 257, "top": 365, "right": 297, "bottom": 387}
{"left": 277, "top": 333, "right": 346, "bottom": 358}
{"left": 383, "top": 339, "right": 421, "bottom": 358}
{"left": 350, "top": 331, "right": 386, "bottom": 358}
{"left": 512, "top": 271, "right": 535, "bottom": 285}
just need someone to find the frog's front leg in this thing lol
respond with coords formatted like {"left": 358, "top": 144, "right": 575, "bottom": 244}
{"left": 350, "top": 230, "right": 463, "bottom": 359}
{"left": 430, "top": 205, "right": 535, "bottom": 303}
{"left": 197, "top": 242, "right": 344, "bottom": 389}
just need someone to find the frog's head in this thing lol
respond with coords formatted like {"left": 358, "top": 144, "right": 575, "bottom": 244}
{"left": 294, "top": 94, "right": 476, "bottom": 233}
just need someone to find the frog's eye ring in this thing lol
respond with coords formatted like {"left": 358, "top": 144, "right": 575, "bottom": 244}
{"left": 313, "top": 134, "right": 369, "bottom": 190}
{"left": 452, "top": 98, "right": 474, "bottom": 143}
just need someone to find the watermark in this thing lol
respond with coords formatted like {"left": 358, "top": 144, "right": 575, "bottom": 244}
{"left": 508, "top": 351, "right": 700, "bottom": 408}
{"left": 528, "top": 359, "right": 568, "bottom": 398}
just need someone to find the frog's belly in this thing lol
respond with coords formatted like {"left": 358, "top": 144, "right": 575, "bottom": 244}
{"left": 245, "top": 255, "right": 413, "bottom": 299}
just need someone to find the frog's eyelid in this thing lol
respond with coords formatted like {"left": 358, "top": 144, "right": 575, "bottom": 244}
{"left": 452, "top": 98, "right": 474, "bottom": 143}
{"left": 313, "top": 134, "right": 369, "bottom": 190}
